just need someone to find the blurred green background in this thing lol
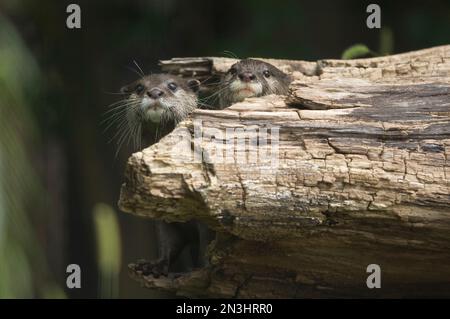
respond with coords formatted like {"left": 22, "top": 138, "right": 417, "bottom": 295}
{"left": 0, "top": 0, "right": 449, "bottom": 298}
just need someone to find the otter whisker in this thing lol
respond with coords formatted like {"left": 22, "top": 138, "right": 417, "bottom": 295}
{"left": 101, "top": 101, "right": 140, "bottom": 120}
{"left": 130, "top": 119, "right": 141, "bottom": 151}
{"left": 115, "top": 130, "right": 129, "bottom": 157}
{"left": 125, "top": 67, "right": 144, "bottom": 79}
{"left": 103, "top": 99, "right": 140, "bottom": 112}
{"left": 133, "top": 60, "right": 145, "bottom": 77}
{"left": 102, "top": 99, "right": 141, "bottom": 115}
{"left": 135, "top": 124, "right": 142, "bottom": 150}
{"left": 114, "top": 107, "right": 141, "bottom": 157}
{"left": 112, "top": 125, "right": 129, "bottom": 154}
{"left": 102, "top": 114, "right": 129, "bottom": 134}
{"left": 202, "top": 91, "right": 228, "bottom": 107}
{"left": 197, "top": 74, "right": 224, "bottom": 87}
{"left": 101, "top": 101, "right": 141, "bottom": 131}
{"left": 109, "top": 115, "right": 132, "bottom": 144}
{"left": 101, "top": 107, "right": 132, "bottom": 126}
{"left": 107, "top": 102, "right": 140, "bottom": 143}
{"left": 103, "top": 91, "right": 129, "bottom": 96}
{"left": 200, "top": 80, "right": 233, "bottom": 107}
{"left": 222, "top": 50, "right": 240, "bottom": 60}
{"left": 104, "top": 98, "right": 132, "bottom": 109}
{"left": 197, "top": 82, "right": 223, "bottom": 87}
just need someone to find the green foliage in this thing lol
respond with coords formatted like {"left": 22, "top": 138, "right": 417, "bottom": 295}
{"left": 93, "top": 203, "right": 122, "bottom": 299}
{"left": 379, "top": 27, "right": 394, "bottom": 56}
{"left": 0, "top": 13, "right": 63, "bottom": 298}
{"left": 342, "top": 26, "right": 395, "bottom": 59}
{"left": 341, "top": 44, "right": 375, "bottom": 59}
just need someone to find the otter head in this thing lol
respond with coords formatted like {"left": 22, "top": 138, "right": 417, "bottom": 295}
{"left": 120, "top": 74, "right": 200, "bottom": 124}
{"left": 219, "top": 59, "right": 292, "bottom": 107}
{"left": 106, "top": 74, "right": 199, "bottom": 153}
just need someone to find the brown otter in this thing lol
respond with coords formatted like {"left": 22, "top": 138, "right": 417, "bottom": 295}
{"left": 218, "top": 58, "right": 292, "bottom": 107}
{"left": 108, "top": 73, "right": 214, "bottom": 277}
{"left": 116, "top": 73, "right": 200, "bottom": 148}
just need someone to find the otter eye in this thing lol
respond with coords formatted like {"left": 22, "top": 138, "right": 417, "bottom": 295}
{"left": 135, "top": 84, "right": 144, "bottom": 94}
{"left": 263, "top": 70, "right": 271, "bottom": 78}
{"left": 168, "top": 82, "right": 178, "bottom": 91}
{"left": 229, "top": 67, "right": 237, "bottom": 75}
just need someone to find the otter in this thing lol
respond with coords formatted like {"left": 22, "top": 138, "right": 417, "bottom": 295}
{"left": 111, "top": 73, "right": 214, "bottom": 277}
{"left": 118, "top": 73, "right": 200, "bottom": 147}
{"left": 218, "top": 59, "right": 292, "bottom": 107}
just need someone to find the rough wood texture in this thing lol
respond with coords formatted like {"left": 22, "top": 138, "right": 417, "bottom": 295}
{"left": 120, "top": 45, "right": 450, "bottom": 298}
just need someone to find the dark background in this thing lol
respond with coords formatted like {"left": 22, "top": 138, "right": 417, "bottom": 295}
{"left": 0, "top": 0, "right": 449, "bottom": 298}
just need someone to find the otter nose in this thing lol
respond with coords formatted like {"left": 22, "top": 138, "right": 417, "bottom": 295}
{"left": 238, "top": 72, "right": 256, "bottom": 82}
{"left": 147, "top": 88, "right": 164, "bottom": 99}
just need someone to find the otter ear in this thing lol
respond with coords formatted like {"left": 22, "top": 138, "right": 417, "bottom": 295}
{"left": 187, "top": 79, "right": 201, "bottom": 93}
{"left": 285, "top": 74, "right": 294, "bottom": 85}
{"left": 120, "top": 84, "right": 132, "bottom": 94}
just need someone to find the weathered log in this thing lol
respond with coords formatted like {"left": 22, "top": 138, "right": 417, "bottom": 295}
{"left": 119, "top": 45, "right": 450, "bottom": 298}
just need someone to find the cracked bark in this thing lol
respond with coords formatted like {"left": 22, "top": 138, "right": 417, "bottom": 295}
{"left": 119, "top": 45, "right": 450, "bottom": 298}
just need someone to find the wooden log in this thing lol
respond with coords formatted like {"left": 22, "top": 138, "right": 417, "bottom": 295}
{"left": 119, "top": 45, "right": 450, "bottom": 298}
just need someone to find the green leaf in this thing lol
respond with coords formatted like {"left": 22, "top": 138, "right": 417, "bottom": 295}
{"left": 379, "top": 27, "right": 394, "bottom": 56}
{"left": 93, "top": 203, "right": 122, "bottom": 299}
{"left": 341, "top": 44, "right": 374, "bottom": 60}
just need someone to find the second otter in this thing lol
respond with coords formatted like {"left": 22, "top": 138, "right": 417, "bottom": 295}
{"left": 218, "top": 58, "right": 292, "bottom": 107}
